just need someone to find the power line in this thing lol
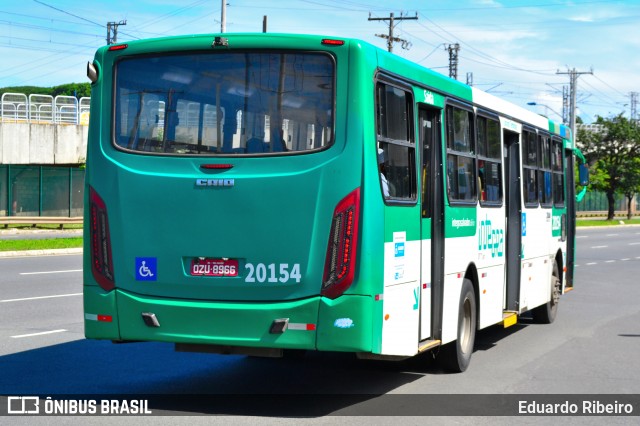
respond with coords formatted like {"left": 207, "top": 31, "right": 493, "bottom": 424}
{"left": 32, "top": 0, "right": 139, "bottom": 41}
{"left": 32, "top": 0, "right": 102, "bottom": 28}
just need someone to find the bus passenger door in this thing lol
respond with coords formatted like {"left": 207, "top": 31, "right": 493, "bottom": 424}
{"left": 418, "top": 106, "right": 444, "bottom": 341}
{"left": 503, "top": 130, "right": 522, "bottom": 312}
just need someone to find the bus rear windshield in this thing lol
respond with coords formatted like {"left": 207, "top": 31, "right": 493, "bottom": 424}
{"left": 114, "top": 52, "right": 335, "bottom": 156}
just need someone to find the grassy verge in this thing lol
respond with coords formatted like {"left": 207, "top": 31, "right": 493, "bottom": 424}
{"left": 0, "top": 238, "right": 83, "bottom": 252}
{"left": 577, "top": 218, "right": 640, "bottom": 227}
{"left": 1, "top": 224, "right": 83, "bottom": 230}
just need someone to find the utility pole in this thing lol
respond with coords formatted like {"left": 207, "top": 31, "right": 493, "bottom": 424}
{"left": 562, "top": 86, "right": 569, "bottom": 124}
{"left": 263, "top": 15, "right": 267, "bottom": 33}
{"left": 556, "top": 68, "right": 593, "bottom": 144}
{"left": 221, "top": 0, "right": 226, "bottom": 33}
{"left": 447, "top": 43, "right": 460, "bottom": 80}
{"left": 466, "top": 72, "right": 473, "bottom": 86}
{"left": 630, "top": 92, "right": 638, "bottom": 122}
{"left": 106, "top": 20, "right": 126, "bottom": 45}
{"left": 368, "top": 12, "right": 417, "bottom": 53}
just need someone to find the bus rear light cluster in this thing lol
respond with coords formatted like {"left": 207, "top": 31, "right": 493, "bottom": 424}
{"left": 89, "top": 186, "right": 115, "bottom": 291}
{"left": 322, "top": 188, "right": 360, "bottom": 299}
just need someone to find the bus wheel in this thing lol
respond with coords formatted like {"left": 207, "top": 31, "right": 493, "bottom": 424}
{"left": 440, "top": 278, "right": 476, "bottom": 373}
{"left": 532, "top": 261, "right": 561, "bottom": 324}
{"left": 282, "top": 349, "right": 307, "bottom": 359}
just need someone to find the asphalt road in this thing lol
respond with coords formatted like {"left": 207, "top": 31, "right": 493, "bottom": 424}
{"left": 0, "top": 227, "right": 639, "bottom": 424}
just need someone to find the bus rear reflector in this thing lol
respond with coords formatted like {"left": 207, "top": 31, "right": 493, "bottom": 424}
{"left": 322, "top": 188, "right": 360, "bottom": 299}
{"left": 89, "top": 186, "right": 115, "bottom": 291}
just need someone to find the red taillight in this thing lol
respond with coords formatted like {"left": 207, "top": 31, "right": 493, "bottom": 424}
{"left": 321, "top": 39, "right": 345, "bottom": 46}
{"left": 200, "top": 164, "right": 234, "bottom": 170}
{"left": 89, "top": 186, "right": 115, "bottom": 291}
{"left": 108, "top": 44, "right": 128, "bottom": 51}
{"left": 322, "top": 188, "right": 360, "bottom": 299}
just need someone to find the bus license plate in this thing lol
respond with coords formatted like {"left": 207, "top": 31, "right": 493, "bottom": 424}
{"left": 190, "top": 258, "right": 238, "bottom": 277}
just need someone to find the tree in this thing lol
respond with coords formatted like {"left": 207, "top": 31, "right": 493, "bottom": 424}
{"left": 0, "top": 83, "right": 90, "bottom": 99}
{"left": 619, "top": 158, "right": 640, "bottom": 219}
{"left": 577, "top": 114, "right": 640, "bottom": 220}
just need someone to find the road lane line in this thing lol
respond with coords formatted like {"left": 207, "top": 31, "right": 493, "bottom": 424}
{"left": 20, "top": 269, "right": 82, "bottom": 276}
{"left": 0, "top": 293, "right": 82, "bottom": 303}
{"left": 586, "top": 262, "right": 597, "bottom": 266}
{"left": 590, "top": 245, "right": 608, "bottom": 249}
{"left": 629, "top": 242, "right": 640, "bottom": 246}
{"left": 606, "top": 234, "right": 619, "bottom": 237}
{"left": 11, "top": 329, "right": 67, "bottom": 339}
{"left": 576, "top": 236, "right": 588, "bottom": 239}
{"left": 605, "top": 260, "right": 616, "bottom": 263}
{"left": 622, "top": 258, "right": 630, "bottom": 261}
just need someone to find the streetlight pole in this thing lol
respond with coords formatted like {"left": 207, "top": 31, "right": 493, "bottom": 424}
{"left": 527, "top": 102, "right": 564, "bottom": 122}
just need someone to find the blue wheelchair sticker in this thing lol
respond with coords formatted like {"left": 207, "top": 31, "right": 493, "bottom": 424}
{"left": 136, "top": 257, "right": 157, "bottom": 281}
{"left": 394, "top": 242, "right": 405, "bottom": 257}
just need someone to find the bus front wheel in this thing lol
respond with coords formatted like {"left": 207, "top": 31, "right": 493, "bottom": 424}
{"left": 440, "top": 278, "right": 476, "bottom": 373}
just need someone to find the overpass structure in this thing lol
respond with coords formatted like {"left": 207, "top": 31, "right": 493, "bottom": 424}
{"left": 1, "top": 93, "right": 88, "bottom": 218}
{"left": 0, "top": 93, "right": 89, "bottom": 165}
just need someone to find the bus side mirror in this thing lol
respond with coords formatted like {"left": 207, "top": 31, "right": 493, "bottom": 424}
{"left": 578, "top": 164, "right": 589, "bottom": 186}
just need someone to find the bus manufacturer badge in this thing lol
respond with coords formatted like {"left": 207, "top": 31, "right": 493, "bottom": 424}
{"left": 196, "top": 179, "right": 235, "bottom": 187}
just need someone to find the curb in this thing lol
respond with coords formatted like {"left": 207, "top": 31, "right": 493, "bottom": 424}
{"left": 0, "top": 248, "right": 83, "bottom": 258}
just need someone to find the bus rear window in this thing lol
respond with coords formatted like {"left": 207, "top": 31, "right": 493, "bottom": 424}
{"left": 114, "top": 52, "right": 334, "bottom": 155}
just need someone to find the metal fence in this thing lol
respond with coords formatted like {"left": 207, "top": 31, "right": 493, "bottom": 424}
{"left": 0, "top": 93, "right": 90, "bottom": 125}
{"left": 0, "top": 165, "right": 85, "bottom": 217}
{"left": 577, "top": 190, "right": 638, "bottom": 215}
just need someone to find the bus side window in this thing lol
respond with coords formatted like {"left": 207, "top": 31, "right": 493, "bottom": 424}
{"left": 522, "top": 130, "right": 539, "bottom": 207}
{"left": 446, "top": 105, "right": 476, "bottom": 203}
{"left": 376, "top": 82, "right": 416, "bottom": 202}
{"left": 476, "top": 115, "right": 502, "bottom": 204}
{"left": 539, "top": 134, "right": 553, "bottom": 207}
{"left": 552, "top": 138, "right": 565, "bottom": 206}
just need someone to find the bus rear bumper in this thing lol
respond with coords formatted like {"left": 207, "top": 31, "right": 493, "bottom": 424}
{"left": 84, "top": 287, "right": 373, "bottom": 352}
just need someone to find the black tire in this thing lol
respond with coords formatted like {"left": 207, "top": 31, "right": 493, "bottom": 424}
{"left": 440, "top": 278, "right": 476, "bottom": 373}
{"left": 282, "top": 349, "right": 307, "bottom": 360}
{"left": 532, "top": 261, "right": 560, "bottom": 324}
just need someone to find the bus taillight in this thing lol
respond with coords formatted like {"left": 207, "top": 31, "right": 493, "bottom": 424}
{"left": 322, "top": 188, "right": 360, "bottom": 299}
{"left": 89, "top": 186, "right": 115, "bottom": 291}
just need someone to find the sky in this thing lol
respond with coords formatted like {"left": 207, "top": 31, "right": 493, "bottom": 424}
{"left": 1, "top": 0, "right": 639, "bottom": 124}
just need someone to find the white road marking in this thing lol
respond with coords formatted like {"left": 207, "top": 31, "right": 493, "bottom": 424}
{"left": 20, "top": 269, "right": 82, "bottom": 276}
{"left": 11, "top": 329, "right": 67, "bottom": 339}
{"left": 605, "top": 260, "right": 616, "bottom": 263}
{"left": 606, "top": 234, "right": 619, "bottom": 237}
{"left": 0, "top": 293, "right": 82, "bottom": 303}
{"left": 629, "top": 242, "right": 640, "bottom": 246}
{"left": 586, "top": 262, "right": 598, "bottom": 266}
{"left": 622, "top": 258, "right": 630, "bottom": 261}
{"left": 591, "top": 245, "right": 608, "bottom": 249}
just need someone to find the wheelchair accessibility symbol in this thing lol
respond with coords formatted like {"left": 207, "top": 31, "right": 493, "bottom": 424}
{"left": 136, "top": 257, "right": 157, "bottom": 281}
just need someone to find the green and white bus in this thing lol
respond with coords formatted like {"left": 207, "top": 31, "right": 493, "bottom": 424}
{"left": 84, "top": 33, "right": 585, "bottom": 372}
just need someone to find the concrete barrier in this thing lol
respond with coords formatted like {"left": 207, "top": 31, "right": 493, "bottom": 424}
{"left": 0, "top": 122, "right": 87, "bottom": 165}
